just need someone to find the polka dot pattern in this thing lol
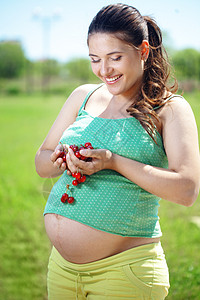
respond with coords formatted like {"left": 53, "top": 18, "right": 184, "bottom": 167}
{"left": 44, "top": 86, "right": 168, "bottom": 238}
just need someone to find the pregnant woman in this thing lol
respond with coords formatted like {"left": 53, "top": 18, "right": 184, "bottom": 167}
{"left": 35, "top": 4, "right": 200, "bottom": 299}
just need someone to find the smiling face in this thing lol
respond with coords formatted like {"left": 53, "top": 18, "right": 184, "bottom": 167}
{"left": 88, "top": 33, "right": 147, "bottom": 99}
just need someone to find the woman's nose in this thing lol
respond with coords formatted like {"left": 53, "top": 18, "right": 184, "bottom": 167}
{"left": 100, "top": 61, "right": 113, "bottom": 76}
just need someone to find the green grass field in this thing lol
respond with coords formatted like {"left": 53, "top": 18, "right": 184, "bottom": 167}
{"left": 0, "top": 89, "right": 200, "bottom": 300}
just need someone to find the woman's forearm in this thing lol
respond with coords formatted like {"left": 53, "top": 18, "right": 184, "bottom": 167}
{"left": 35, "top": 149, "right": 65, "bottom": 178}
{"left": 109, "top": 153, "right": 199, "bottom": 207}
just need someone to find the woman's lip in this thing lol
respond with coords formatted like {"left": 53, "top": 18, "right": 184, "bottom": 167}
{"left": 105, "top": 75, "right": 122, "bottom": 84}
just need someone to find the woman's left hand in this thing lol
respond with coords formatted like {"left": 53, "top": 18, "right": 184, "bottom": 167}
{"left": 66, "top": 147, "right": 113, "bottom": 175}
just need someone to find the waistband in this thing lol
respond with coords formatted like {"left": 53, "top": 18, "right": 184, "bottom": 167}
{"left": 50, "top": 242, "right": 164, "bottom": 274}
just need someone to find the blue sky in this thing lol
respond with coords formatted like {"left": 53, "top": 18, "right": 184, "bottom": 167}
{"left": 0, "top": 0, "right": 200, "bottom": 61}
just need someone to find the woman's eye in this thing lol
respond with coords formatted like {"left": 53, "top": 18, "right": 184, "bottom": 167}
{"left": 91, "top": 58, "right": 100, "bottom": 63}
{"left": 112, "top": 56, "right": 122, "bottom": 61}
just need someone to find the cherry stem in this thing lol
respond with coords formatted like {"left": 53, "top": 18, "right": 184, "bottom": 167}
{"left": 59, "top": 141, "right": 64, "bottom": 151}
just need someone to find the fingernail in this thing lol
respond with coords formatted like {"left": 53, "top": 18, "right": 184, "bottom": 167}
{"left": 80, "top": 149, "right": 87, "bottom": 155}
{"left": 56, "top": 150, "right": 60, "bottom": 155}
{"left": 68, "top": 148, "right": 73, "bottom": 153}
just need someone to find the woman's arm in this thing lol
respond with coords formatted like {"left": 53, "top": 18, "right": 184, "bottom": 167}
{"left": 111, "top": 97, "right": 200, "bottom": 206}
{"left": 66, "top": 97, "right": 200, "bottom": 206}
{"left": 35, "top": 84, "right": 95, "bottom": 178}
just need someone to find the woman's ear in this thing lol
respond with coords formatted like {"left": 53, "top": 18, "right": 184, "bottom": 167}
{"left": 140, "top": 40, "right": 149, "bottom": 62}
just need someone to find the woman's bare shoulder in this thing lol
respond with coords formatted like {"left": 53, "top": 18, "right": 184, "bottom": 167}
{"left": 62, "top": 83, "right": 100, "bottom": 115}
{"left": 158, "top": 94, "right": 192, "bottom": 123}
{"left": 71, "top": 84, "right": 100, "bottom": 98}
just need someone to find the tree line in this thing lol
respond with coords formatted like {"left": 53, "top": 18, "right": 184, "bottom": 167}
{"left": 0, "top": 40, "right": 199, "bottom": 92}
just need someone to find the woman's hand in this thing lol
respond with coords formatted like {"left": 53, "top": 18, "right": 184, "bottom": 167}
{"left": 66, "top": 147, "right": 113, "bottom": 175}
{"left": 50, "top": 144, "right": 68, "bottom": 172}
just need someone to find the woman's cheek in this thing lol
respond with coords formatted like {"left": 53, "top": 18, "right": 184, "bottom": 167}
{"left": 91, "top": 64, "right": 98, "bottom": 76}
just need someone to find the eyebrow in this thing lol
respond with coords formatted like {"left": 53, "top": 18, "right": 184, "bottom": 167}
{"left": 89, "top": 51, "right": 123, "bottom": 57}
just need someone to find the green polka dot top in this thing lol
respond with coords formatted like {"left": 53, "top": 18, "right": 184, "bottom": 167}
{"left": 44, "top": 84, "right": 169, "bottom": 237}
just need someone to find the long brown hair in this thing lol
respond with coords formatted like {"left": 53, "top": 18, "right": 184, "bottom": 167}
{"left": 88, "top": 4, "right": 178, "bottom": 141}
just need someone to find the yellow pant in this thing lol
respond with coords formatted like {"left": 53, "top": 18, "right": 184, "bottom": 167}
{"left": 47, "top": 242, "right": 170, "bottom": 299}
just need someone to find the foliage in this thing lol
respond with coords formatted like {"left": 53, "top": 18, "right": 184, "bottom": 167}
{"left": 33, "top": 59, "right": 60, "bottom": 76}
{"left": 0, "top": 39, "right": 200, "bottom": 95}
{"left": 0, "top": 41, "right": 26, "bottom": 78}
{"left": 172, "top": 48, "right": 200, "bottom": 80}
{"left": 64, "top": 57, "right": 98, "bottom": 82}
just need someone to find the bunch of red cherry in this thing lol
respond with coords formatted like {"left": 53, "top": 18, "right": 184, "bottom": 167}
{"left": 59, "top": 142, "right": 94, "bottom": 204}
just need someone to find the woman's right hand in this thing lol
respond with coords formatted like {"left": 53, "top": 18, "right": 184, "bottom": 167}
{"left": 50, "top": 144, "right": 68, "bottom": 172}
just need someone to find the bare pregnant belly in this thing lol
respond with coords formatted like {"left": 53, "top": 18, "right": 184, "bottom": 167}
{"left": 44, "top": 213, "right": 160, "bottom": 264}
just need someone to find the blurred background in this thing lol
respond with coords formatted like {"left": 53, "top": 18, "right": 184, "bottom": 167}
{"left": 0, "top": 0, "right": 200, "bottom": 94}
{"left": 0, "top": 0, "right": 200, "bottom": 299}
